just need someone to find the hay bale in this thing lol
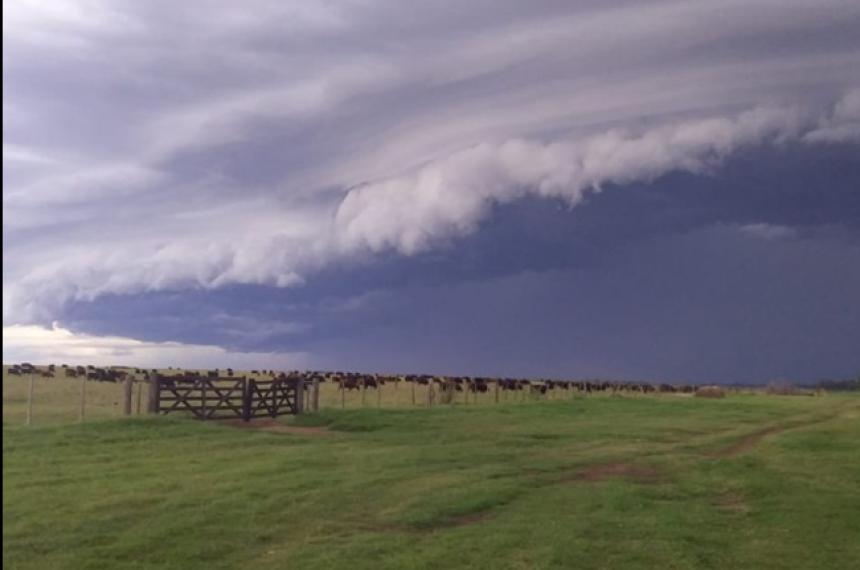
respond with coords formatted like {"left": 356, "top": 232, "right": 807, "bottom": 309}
{"left": 695, "top": 385, "right": 726, "bottom": 399}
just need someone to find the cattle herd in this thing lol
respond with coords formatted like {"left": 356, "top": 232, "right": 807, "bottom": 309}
{"left": 4, "top": 363, "right": 701, "bottom": 396}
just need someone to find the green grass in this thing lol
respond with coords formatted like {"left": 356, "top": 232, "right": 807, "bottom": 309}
{"left": 4, "top": 391, "right": 860, "bottom": 569}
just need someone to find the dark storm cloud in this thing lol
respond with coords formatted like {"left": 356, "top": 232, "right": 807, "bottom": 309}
{"left": 3, "top": 1, "right": 860, "bottom": 375}
{"left": 53, "top": 143, "right": 860, "bottom": 381}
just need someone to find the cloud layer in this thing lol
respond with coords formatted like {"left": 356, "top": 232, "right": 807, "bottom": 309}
{"left": 2, "top": 324, "right": 310, "bottom": 369}
{"left": 4, "top": 0, "right": 860, "bottom": 326}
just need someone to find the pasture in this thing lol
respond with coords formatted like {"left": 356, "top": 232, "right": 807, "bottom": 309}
{"left": 3, "top": 372, "right": 860, "bottom": 570}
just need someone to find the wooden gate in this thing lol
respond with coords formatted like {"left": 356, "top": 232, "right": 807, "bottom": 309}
{"left": 152, "top": 376, "right": 300, "bottom": 420}
{"left": 245, "top": 378, "right": 300, "bottom": 419}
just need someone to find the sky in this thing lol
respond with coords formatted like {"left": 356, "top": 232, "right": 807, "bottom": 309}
{"left": 3, "top": 0, "right": 860, "bottom": 383}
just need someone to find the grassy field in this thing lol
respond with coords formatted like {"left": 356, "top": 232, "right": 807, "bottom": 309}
{"left": 3, "top": 380, "right": 859, "bottom": 569}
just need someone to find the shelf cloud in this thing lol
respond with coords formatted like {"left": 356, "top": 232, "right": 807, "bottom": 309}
{"left": 3, "top": 0, "right": 859, "bottom": 380}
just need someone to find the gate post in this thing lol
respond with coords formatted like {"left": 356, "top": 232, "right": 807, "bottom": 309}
{"left": 295, "top": 378, "right": 305, "bottom": 414}
{"left": 242, "top": 377, "right": 251, "bottom": 422}
{"left": 312, "top": 378, "right": 320, "bottom": 412}
{"left": 147, "top": 375, "right": 161, "bottom": 414}
{"left": 122, "top": 377, "right": 134, "bottom": 416}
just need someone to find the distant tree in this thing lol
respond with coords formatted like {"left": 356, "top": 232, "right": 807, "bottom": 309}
{"left": 815, "top": 377, "right": 860, "bottom": 392}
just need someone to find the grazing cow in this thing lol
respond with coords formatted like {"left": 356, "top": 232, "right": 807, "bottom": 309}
{"left": 306, "top": 373, "right": 326, "bottom": 384}
{"left": 338, "top": 376, "right": 361, "bottom": 391}
{"left": 84, "top": 368, "right": 124, "bottom": 382}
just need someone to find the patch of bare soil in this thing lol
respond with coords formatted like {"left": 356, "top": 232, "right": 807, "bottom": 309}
{"left": 370, "top": 511, "right": 495, "bottom": 535}
{"left": 574, "top": 462, "right": 664, "bottom": 484}
{"left": 437, "top": 511, "right": 494, "bottom": 529}
{"left": 221, "top": 419, "right": 332, "bottom": 436}
{"left": 713, "top": 493, "right": 749, "bottom": 514}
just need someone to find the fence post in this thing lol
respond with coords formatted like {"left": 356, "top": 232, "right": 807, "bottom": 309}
{"left": 79, "top": 377, "right": 87, "bottom": 422}
{"left": 136, "top": 382, "right": 142, "bottom": 415}
{"left": 26, "top": 374, "right": 35, "bottom": 426}
{"left": 312, "top": 378, "right": 320, "bottom": 412}
{"left": 377, "top": 381, "right": 382, "bottom": 408}
{"left": 340, "top": 381, "right": 345, "bottom": 409}
{"left": 361, "top": 377, "right": 366, "bottom": 406}
{"left": 494, "top": 381, "right": 499, "bottom": 404}
{"left": 122, "top": 378, "right": 133, "bottom": 416}
{"left": 295, "top": 378, "right": 305, "bottom": 415}
{"left": 411, "top": 381, "right": 416, "bottom": 406}
{"left": 427, "top": 382, "right": 434, "bottom": 407}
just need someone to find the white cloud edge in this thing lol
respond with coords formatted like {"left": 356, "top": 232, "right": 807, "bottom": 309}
{"left": 2, "top": 323, "right": 311, "bottom": 369}
{"left": 4, "top": 90, "right": 859, "bottom": 325}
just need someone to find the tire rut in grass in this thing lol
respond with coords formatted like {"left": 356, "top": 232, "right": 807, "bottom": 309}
{"left": 365, "top": 510, "right": 496, "bottom": 535}
{"left": 709, "top": 405, "right": 859, "bottom": 458}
